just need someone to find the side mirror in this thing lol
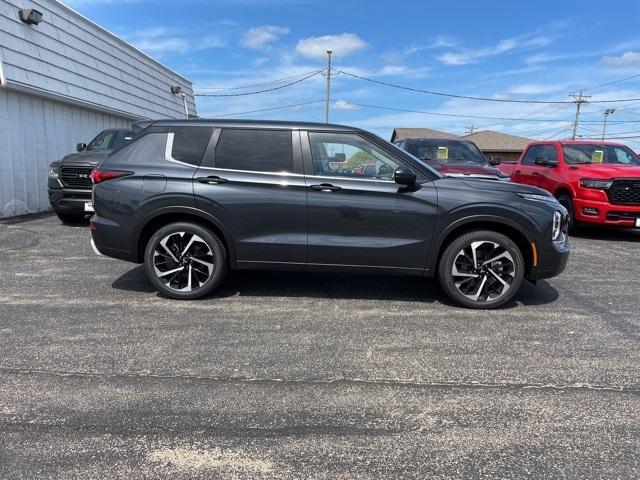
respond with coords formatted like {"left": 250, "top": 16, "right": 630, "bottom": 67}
{"left": 394, "top": 166, "right": 416, "bottom": 185}
{"left": 534, "top": 156, "right": 557, "bottom": 167}
{"left": 76, "top": 143, "right": 87, "bottom": 152}
{"left": 487, "top": 157, "right": 501, "bottom": 166}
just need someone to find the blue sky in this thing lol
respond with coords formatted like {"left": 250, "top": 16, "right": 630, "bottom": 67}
{"left": 65, "top": 0, "right": 640, "bottom": 144}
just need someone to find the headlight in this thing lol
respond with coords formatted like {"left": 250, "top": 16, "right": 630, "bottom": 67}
{"left": 580, "top": 178, "right": 613, "bottom": 189}
{"left": 552, "top": 211, "right": 562, "bottom": 241}
{"left": 48, "top": 165, "right": 59, "bottom": 177}
{"left": 517, "top": 193, "right": 559, "bottom": 204}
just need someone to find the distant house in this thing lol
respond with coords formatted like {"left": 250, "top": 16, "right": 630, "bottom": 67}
{"left": 390, "top": 128, "right": 458, "bottom": 143}
{"left": 461, "top": 130, "right": 535, "bottom": 163}
{"left": 391, "top": 127, "right": 535, "bottom": 163}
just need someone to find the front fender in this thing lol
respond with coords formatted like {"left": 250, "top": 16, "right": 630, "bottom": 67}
{"left": 426, "top": 205, "right": 540, "bottom": 273}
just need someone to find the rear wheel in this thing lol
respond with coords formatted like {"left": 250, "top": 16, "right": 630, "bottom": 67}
{"left": 438, "top": 230, "right": 525, "bottom": 309}
{"left": 557, "top": 194, "right": 577, "bottom": 232}
{"left": 144, "top": 222, "right": 228, "bottom": 300}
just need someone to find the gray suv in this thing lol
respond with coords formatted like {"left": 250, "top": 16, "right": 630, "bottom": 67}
{"left": 90, "top": 120, "right": 570, "bottom": 309}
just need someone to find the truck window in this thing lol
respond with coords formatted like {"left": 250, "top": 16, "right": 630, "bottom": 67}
{"left": 522, "top": 145, "right": 545, "bottom": 165}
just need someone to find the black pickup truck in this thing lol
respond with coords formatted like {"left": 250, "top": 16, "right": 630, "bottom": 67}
{"left": 48, "top": 128, "right": 133, "bottom": 222}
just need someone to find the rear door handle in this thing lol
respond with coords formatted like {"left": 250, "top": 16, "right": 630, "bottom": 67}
{"left": 197, "top": 175, "right": 228, "bottom": 184}
{"left": 515, "top": 170, "right": 522, "bottom": 174}
{"left": 532, "top": 172, "right": 540, "bottom": 176}
{"left": 310, "top": 183, "right": 341, "bottom": 192}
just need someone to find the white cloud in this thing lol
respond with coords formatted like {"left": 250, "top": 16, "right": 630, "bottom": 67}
{"left": 296, "top": 33, "right": 368, "bottom": 59}
{"left": 240, "top": 25, "right": 290, "bottom": 50}
{"left": 438, "top": 34, "right": 553, "bottom": 66}
{"left": 334, "top": 100, "right": 360, "bottom": 110}
{"left": 124, "top": 27, "right": 225, "bottom": 55}
{"left": 602, "top": 51, "right": 640, "bottom": 68}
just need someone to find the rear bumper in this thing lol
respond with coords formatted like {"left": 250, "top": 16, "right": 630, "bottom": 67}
{"left": 573, "top": 198, "right": 640, "bottom": 227}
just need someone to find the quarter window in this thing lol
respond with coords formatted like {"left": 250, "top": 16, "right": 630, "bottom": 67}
{"left": 215, "top": 129, "right": 293, "bottom": 173}
{"left": 308, "top": 132, "right": 403, "bottom": 180}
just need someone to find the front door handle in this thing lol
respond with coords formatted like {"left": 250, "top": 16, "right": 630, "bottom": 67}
{"left": 515, "top": 170, "right": 522, "bottom": 174}
{"left": 197, "top": 175, "right": 228, "bottom": 184}
{"left": 532, "top": 172, "right": 540, "bottom": 176}
{"left": 310, "top": 183, "right": 341, "bottom": 192}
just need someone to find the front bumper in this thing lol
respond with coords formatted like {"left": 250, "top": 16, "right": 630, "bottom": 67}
{"left": 48, "top": 187, "right": 92, "bottom": 214}
{"left": 573, "top": 198, "right": 640, "bottom": 227}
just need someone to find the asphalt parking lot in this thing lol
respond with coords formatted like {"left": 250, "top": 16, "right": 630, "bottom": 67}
{"left": 0, "top": 214, "right": 639, "bottom": 479}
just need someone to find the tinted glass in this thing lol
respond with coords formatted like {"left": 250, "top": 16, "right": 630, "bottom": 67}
{"left": 171, "top": 126, "right": 212, "bottom": 166}
{"left": 308, "top": 132, "right": 403, "bottom": 180}
{"left": 86, "top": 130, "right": 133, "bottom": 150}
{"left": 522, "top": 145, "right": 544, "bottom": 165}
{"left": 215, "top": 129, "right": 293, "bottom": 172}
{"left": 108, "top": 132, "right": 168, "bottom": 165}
{"left": 562, "top": 144, "right": 640, "bottom": 165}
{"left": 113, "top": 130, "right": 134, "bottom": 149}
{"left": 406, "top": 140, "right": 486, "bottom": 165}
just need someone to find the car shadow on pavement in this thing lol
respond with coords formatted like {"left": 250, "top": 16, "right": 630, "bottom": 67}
{"left": 112, "top": 265, "right": 559, "bottom": 309}
{"left": 571, "top": 226, "right": 640, "bottom": 242}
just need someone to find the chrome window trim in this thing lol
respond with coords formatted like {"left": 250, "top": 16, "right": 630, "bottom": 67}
{"left": 164, "top": 132, "right": 198, "bottom": 169}
{"left": 197, "top": 165, "right": 304, "bottom": 177}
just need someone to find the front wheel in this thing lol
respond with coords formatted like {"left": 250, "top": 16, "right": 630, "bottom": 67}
{"left": 438, "top": 230, "right": 525, "bottom": 309}
{"left": 557, "top": 194, "right": 577, "bottom": 233}
{"left": 144, "top": 222, "right": 228, "bottom": 300}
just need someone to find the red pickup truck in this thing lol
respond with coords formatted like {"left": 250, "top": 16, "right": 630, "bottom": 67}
{"left": 500, "top": 141, "right": 640, "bottom": 230}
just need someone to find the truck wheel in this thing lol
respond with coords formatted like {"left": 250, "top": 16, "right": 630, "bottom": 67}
{"left": 144, "top": 222, "right": 228, "bottom": 300}
{"left": 56, "top": 212, "right": 86, "bottom": 223}
{"left": 438, "top": 230, "right": 525, "bottom": 309}
{"left": 557, "top": 194, "right": 577, "bottom": 232}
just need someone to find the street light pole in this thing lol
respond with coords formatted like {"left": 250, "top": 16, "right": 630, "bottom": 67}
{"left": 324, "top": 49, "right": 332, "bottom": 124}
{"left": 602, "top": 108, "right": 615, "bottom": 141}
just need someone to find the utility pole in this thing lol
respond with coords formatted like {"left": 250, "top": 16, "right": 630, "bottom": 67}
{"left": 570, "top": 90, "right": 590, "bottom": 140}
{"left": 465, "top": 124, "right": 476, "bottom": 135}
{"left": 602, "top": 108, "right": 615, "bottom": 141}
{"left": 324, "top": 49, "right": 332, "bottom": 124}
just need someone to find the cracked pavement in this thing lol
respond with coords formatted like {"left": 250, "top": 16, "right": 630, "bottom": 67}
{"left": 0, "top": 214, "right": 639, "bottom": 478}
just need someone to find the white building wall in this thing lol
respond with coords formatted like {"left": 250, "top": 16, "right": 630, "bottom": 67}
{"left": 0, "top": 0, "right": 198, "bottom": 218}
{"left": 0, "top": 88, "right": 130, "bottom": 217}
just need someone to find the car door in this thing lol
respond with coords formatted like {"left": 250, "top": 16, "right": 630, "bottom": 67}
{"left": 302, "top": 130, "right": 438, "bottom": 272}
{"left": 536, "top": 144, "right": 559, "bottom": 193}
{"left": 193, "top": 127, "right": 308, "bottom": 267}
{"left": 514, "top": 145, "right": 545, "bottom": 188}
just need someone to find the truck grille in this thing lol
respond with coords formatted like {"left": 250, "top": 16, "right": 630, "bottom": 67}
{"left": 60, "top": 166, "right": 93, "bottom": 188}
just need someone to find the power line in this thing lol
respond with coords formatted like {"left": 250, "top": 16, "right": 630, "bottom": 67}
{"left": 195, "top": 71, "right": 321, "bottom": 97}
{"left": 195, "top": 70, "right": 323, "bottom": 93}
{"left": 335, "top": 69, "right": 640, "bottom": 104}
{"left": 587, "top": 73, "right": 640, "bottom": 92}
{"left": 329, "top": 100, "right": 640, "bottom": 124}
{"left": 207, "top": 100, "right": 324, "bottom": 118}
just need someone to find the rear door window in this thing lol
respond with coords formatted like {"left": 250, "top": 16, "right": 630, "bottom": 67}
{"left": 170, "top": 127, "right": 213, "bottom": 166}
{"left": 214, "top": 129, "right": 294, "bottom": 173}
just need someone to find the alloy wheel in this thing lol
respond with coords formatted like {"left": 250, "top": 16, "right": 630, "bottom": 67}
{"left": 153, "top": 231, "right": 215, "bottom": 292}
{"left": 451, "top": 241, "right": 515, "bottom": 303}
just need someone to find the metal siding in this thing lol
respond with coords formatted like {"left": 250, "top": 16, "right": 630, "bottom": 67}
{"left": 0, "top": 0, "right": 196, "bottom": 119}
{"left": 0, "top": 88, "right": 130, "bottom": 217}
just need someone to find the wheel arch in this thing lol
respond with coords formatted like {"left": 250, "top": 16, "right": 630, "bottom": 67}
{"left": 428, "top": 215, "right": 536, "bottom": 279}
{"left": 134, "top": 207, "right": 236, "bottom": 267}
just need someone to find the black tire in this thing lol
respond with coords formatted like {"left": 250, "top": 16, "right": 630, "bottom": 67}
{"left": 56, "top": 212, "right": 86, "bottom": 223}
{"left": 557, "top": 194, "right": 577, "bottom": 233}
{"left": 438, "top": 230, "right": 525, "bottom": 309}
{"left": 144, "top": 222, "right": 228, "bottom": 300}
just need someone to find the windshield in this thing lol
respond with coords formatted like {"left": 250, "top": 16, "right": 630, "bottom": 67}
{"left": 86, "top": 130, "right": 134, "bottom": 151}
{"left": 406, "top": 139, "right": 487, "bottom": 165}
{"left": 562, "top": 144, "right": 640, "bottom": 165}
